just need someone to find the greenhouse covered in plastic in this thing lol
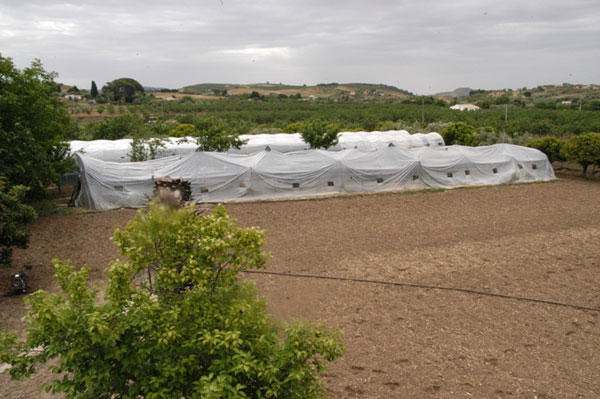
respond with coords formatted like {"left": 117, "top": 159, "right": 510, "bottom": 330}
{"left": 74, "top": 144, "right": 555, "bottom": 210}
{"left": 69, "top": 130, "right": 444, "bottom": 162}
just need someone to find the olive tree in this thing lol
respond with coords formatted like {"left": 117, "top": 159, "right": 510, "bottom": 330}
{"left": 0, "top": 204, "right": 343, "bottom": 398}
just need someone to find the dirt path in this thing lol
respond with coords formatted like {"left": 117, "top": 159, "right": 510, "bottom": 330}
{"left": 1, "top": 178, "right": 599, "bottom": 398}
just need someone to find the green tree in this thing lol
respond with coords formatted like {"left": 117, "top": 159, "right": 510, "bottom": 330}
{"left": 526, "top": 137, "right": 566, "bottom": 164}
{"left": 0, "top": 55, "right": 72, "bottom": 196}
{"left": 283, "top": 121, "right": 305, "bottom": 133}
{"left": 169, "top": 123, "right": 198, "bottom": 138}
{"left": 92, "top": 114, "right": 145, "bottom": 140}
{"left": 0, "top": 178, "right": 37, "bottom": 266}
{"left": 495, "top": 96, "right": 510, "bottom": 105}
{"left": 561, "top": 133, "right": 600, "bottom": 176}
{"left": 192, "top": 116, "right": 246, "bottom": 152}
{"left": 0, "top": 204, "right": 343, "bottom": 398}
{"left": 90, "top": 80, "right": 98, "bottom": 98}
{"left": 440, "top": 122, "right": 477, "bottom": 146}
{"left": 300, "top": 119, "right": 340, "bottom": 149}
{"left": 128, "top": 135, "right": 166, "bottom": 162}
{"left": 102, "top": 78, "right": 144, "bottom": 103}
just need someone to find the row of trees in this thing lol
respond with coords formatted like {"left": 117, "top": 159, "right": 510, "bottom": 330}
{"left": 70, "top": 97, "right": 600, "bottom": 138}
{"left": 527, "top": 134, "right": 600, "bottom": 176}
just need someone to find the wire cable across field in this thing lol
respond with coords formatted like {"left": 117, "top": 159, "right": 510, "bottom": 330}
{"left": 243, "top": 270, "right": 600, "bottom": 313}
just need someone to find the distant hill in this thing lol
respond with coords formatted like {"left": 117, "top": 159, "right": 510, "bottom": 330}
{"left": 181, "top": 82, "right": 413, "bottom": 100}
{"left": 434, "top": 84, "right": 600, "bottom": 104}
{"left": 434, "top": 87, "right": 473, "bottom": 100}
{"left": 143, "top": 86, "right": 171, "bottom": 91}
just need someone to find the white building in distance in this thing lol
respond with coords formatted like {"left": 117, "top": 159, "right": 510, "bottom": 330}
{"left": 450, "top": 104, "right": 480, "bottom": 111}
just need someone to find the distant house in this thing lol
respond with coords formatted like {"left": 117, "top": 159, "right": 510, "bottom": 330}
{"left": 65, "top": 94, "right": 83, "bottom": 101}
{"left": 450, "top": 103, "right": 480, "bottom": 111}
{"left": 164, "top": 96, "right": 176, "bottom": 101}
{"left": 561, "top": 100, "right": 572, "bottom": 105}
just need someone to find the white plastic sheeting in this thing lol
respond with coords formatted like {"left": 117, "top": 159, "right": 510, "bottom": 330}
{"left": 74, "top": 144, "right": 555, "bottom": 210}
{"left": 69, "top": 131, "right": 444, "bottom": 162}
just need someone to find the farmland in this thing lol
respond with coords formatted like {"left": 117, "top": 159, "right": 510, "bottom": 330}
{"left": 61, "top": 81, "right": 600, "bottom": 142}
{"left": 1, "top": 176, "right": 599, "bottom": 398}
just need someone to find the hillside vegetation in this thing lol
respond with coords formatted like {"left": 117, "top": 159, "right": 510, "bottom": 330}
{"left": 435, "top": 84, "right": 600, "bottom": 109}
{"left": 181, "top": 82, "right": 412, "bottom": 100}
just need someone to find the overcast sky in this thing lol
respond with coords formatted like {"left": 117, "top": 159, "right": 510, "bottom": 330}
{"left": 1, "top": 0, "right": 598, "bottom": 94}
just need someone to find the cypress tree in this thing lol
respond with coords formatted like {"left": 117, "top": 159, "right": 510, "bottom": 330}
{"left": 90, "top": 80, "right": 98, "bottom": 98}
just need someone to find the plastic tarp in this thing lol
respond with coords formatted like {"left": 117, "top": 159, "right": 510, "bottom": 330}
{"left": 69, "top": 131, "right": 445, "bottom": 162}
{"left": 74, "top": 144, "right": 555, "bottom": 210}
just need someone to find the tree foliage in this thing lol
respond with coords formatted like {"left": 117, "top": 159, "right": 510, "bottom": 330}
{"left": 0, "top": 204, "right": 343, "bottom": 398}
{"left": 300, "top": 119, "right": 339, "bottom": 149}
{"left": 526, "top": 137, "right": 566, "bottom": 164}
{"left": 192, "top": 116, "right": 246, "bottom": 152}
{"left": 0, "top": 55, "right": 72, "bottom": 195}
{"left": 90, "top": 81, "right": 98, "bottom": 98}
{"left": 169, "top": 123, "right": 198, "bottom": 138}
{"left": 0, "top": 177, "right": 36, "bottom": 266}
{"left": 440, "top": 122, "right": 477, "bottom": 146}
{"left": 102, "top": 78, "right": 144, "bottom": 103}
{"left": 128, "top": 136, "right": 167, "bottom": 162}
{"left": 561, "top": 133, "right": 600, "bottom": 176}
{"left": 92, "top": 114, "right": 146, "bottom": 140}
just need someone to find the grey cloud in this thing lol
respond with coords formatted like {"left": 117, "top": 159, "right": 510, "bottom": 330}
{"left": 0, "top": 0, "right": 598, "bottom": 93}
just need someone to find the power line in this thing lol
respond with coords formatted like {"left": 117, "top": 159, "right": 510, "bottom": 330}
{"left": 242, "top": 270, "right": 600, "bottom": 313}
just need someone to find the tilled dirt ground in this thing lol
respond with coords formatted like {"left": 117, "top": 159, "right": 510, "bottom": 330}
{"left": 1, "top": 177, "right": 599, "bottom": 398}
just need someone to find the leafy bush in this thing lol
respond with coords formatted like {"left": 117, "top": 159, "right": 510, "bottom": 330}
{"left": 561, "top": 133, "right": 600, "bottom": 176}
{"left": 0, "top": 204, "right": 343, "bottom": 398}
{"left": 300, "top": 119, "right": 340, "bottom": 149}
{"left": 526, "top": 137, "right": 566, "bottom": 163}
{"left": 0, "top": 178, "right": 36, "bottom": 266}
{"left": 441, "top": 122, "right": 477, "bottom": 146}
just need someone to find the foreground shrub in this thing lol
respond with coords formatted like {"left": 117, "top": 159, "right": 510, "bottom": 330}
{"left": 0, "top": 204, "right": 343, "bottom": 398}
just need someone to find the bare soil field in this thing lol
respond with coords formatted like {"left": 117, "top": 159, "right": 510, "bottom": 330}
{"left": 1, "top": 178, "right": 599, "bottom": 398}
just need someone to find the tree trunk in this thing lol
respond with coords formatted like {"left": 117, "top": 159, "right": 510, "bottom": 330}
{"left": 581, "top": 163, "right": 589, "bottom": 177}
